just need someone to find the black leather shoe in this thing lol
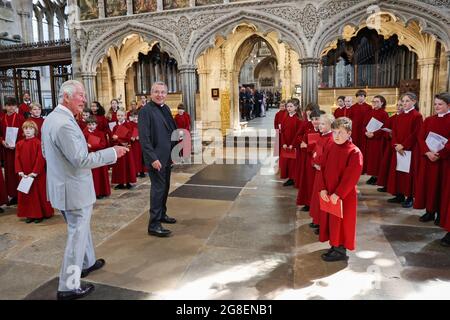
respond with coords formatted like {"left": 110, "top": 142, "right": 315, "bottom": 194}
{"left": 0, "top": 207, "right": 4, "bottom": 213}
{"left": 126, "top": 183, "right": 135, "bottom": 189}
{"left": 308, "top": 222, "right": 319, "bottom": 228}
{"left": 7, "top": 197, "right": 17, "bottom": 206}
{"left": 313, "top": 227, "right": 320, "bottom": 235}
{"left": 321, "top": 249, "right": 348, "bottom": 262}
{"left": 419, "top": 211, "right": 435, "bottom": 222}
{"left": 401, "top": 197, "right": 413, "bottom": 208}
{"left": 283, "top": 179, "right": 294, "bottom": 187}
{"left": 81, "top": 259, "right": 106, "bottom": 278}
{"left": 57, "top": 283, "right": 95, "bottom": 300}
{"left": 440, "top": 233, "right": 450, "bottom": 247}
{"left": 387, "top": 195, "right": 405, "bottom": 203}
{"left": 301, "top": 206, "right": 310, "bottom": 212}
{"left": 366, "top": 176, "right": 377, "bottom": 185}
{"left": 148, "top": 225, "right": 172, "bottom": 237}
{"left": 139, "top": 172, "right": 146, "bottom": 178}
{"left": 161, "top": 216, "right": 177, "bottom": 224}
{"left": 377, "top": 187, "right": 387, "bottom": 192}
{"left": 114, "top": 184, "right": 125, "bottom": 190}
{"left": 434, "top": 213, "right": 440, "bottom": 226}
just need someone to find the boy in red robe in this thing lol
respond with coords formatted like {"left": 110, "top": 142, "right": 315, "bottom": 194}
{"left": 274, "top": 101, "right": 287, "bottom": 157}
{"left": 111, "top": 110, "right": 137, "bottom": 189}
{"left": 77, "top": 107, "right": 91, "bottom": 131}
{"left": 333, "top": 96, "right": 350, "bottom": 119}
{"left": 377, "top": 100, "right": 403, "bottom": 192}
{"left": 129, "top": 110, "right": 146, "bottom": 178}
{"left": 318, "top": 117, "right": 363, "bottom": 261}
{"left": 126, "top": 100, "right": 140, "bottom": 120}
{"left": 279, "top": 100, "right": 302, "bottom": 186}
{"left": 387, "top": 92, "right": 423, "bottom": 208}
{"left": 440, "top": 130, "right": 450, "bottom": 246}
{"left": 0, "top": 97, "right": 25, "bottom": 205}
{"left": 83, "top": 116, "right": 111, "bottom": 199}
{"left": 415, "top": 93, "right": 450, "bottom": 226}
{"left": 28, "top": 102, "right": 45, "bottom": 139}
{"left": 90, "top": 101, "right": 112, "bottom": 144}
{"left": 309, "top": 113, "right": 335, "bottom": 234}
{"left": 296, "top": 109, "right": 321, "bottom": 211}
{"left": 15, "top": 120, "right": 53, "bottom": 223}
{"left": 174, "top": 103, "right": 191, "bottom": 132}
{"left": 18, "top": 92, "right": 31, "bottom": 118}
{"left": 350, "top": 90, "right": 372, "bottom": 151}
{"left": 363, "top": 95, "right": 389, "bottom": 185}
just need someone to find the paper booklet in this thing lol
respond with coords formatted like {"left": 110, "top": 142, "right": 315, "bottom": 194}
{"left": 366, "top": 117, "right": 384, "bottom": 133}
{"left": 319, "top": 194, "right": 343, "bottom": 219}
{"left": 109, "top": 122, "right": 117, "bottom": 131}
{"left": 396, "top": 150, "right": 412, "bottom": 173}
{"left": 425, "top": 131, "right": 448, "bottom": 153}
{"left": 5, "top": 127, "right": 19, "bottom": 147}
{"left": 17, "top": 176, "right": 34, "bottom": 194}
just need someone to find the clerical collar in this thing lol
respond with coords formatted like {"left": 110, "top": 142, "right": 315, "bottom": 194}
{"left": 437, "top": 110, "right": 450, "bottom": 117}
{"left": 403, "top": 107, "right": 415, "bottom": 114}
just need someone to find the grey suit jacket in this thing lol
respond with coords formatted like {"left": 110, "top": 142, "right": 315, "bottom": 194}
{"left": 41, "top": 105, "right": 117, "bottom": 211}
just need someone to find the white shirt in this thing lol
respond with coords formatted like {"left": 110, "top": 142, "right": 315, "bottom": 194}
{"left": 437, "top": 110, "right": 450, "bottom": 117}
{"left": 403, "top": 107, "right": 415, "bottom": 114}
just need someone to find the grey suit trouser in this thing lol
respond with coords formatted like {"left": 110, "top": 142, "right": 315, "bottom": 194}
{"left": 58, "top": 205, "right": 96, "bottom": 292}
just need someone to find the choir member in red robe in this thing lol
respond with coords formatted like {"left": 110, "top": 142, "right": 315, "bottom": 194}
{"left": 18, "top": 92, "right": 31, "bottom": 118}
{"left": 15, "top": 121, "right": 53, "bottom": 223}
{"left": 129, "top": 111, "right": 146, "bottom": 177}
{"left": 126, "top": 100, "right": 140, "bottom": 120}
{"left": 350, "top": 90, "right": 372, "bottom": 152}
{"left": 309, "top": 113, "right": 335, "bottom": 234}
{"left": 333, "top": 96, "right": 351, "bottom": 119}
{"left": 414, "top": 93, "right": 450, "bottom": 226}
{"left": 376, "top": 100, "right": 403, "bottom": 192}
{"left": 279, "top": 100, "right": 302, "bottom": 186}
{"left": 111, "top": 110, "right": 137, "bottom": 189}
{"left": 296, "top": 109, "right": 321, "bottom": 210}
{"left": 0, "top": 97, "right": 25, "bottom": 205}
{"left": 83, "top": 116, "right": 111, "bottom": 199}
{"left": 28, "top": 102, "right": 45, "bottom": 139}
{"left": 107, "top": 99, "right": 119, "bottom": 123}
{"left": 387, "top": 92, "right": 423, "bottom": 208}
{"left": 440, "top": 129, "right": 450, "bottom": 246}
{"left": 90, "top": 101, "right": 112, "bottom": 144}
{"left": 274, "top": 101, "right": 287, "bottom": 157}
{"left": 174, "top": 103, "right": 191, "bottom": 132}
{"left": 318, "top": 117, "right": 363, "bottom": 261}
{"left": 363, "top": 95, "right": 389, "bottom": 184}
{"left": 77, "top": 107, "right": 91, "bottom": 132}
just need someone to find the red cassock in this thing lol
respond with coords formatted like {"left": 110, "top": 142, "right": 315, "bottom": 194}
{"left": 18, "top": 103, "right": 30, "bottom": 117}
{"left": 293, "top": 120, "right": 310, "bottom": 188}
{"left": 274, "top": 110, "right": 287, "bottom": 156}
{"left": 317, "top": 140, "right": 363, "bottom": 250}
{"left": 363, "top": 108, "right": 389, "bottom": 176}
{"left": 77, "top": 119, "right": 87, "bottom": 132}
{"left": 28, "top": 116, "right": 44, "bottom": 139}
{"left": 92, "top": 114, "right": 112, "bottom": 144}
{"left": 126, "top": 108, "right": 141, "bottom": 120}
{"left": 414, "top": 113, "right": 450, "bottom": 213}
{"left": 111, "top": 121, "right": 137, "bottom": 184}
{"left": 0, "top": 113, "right": 25, "bottom": 198}
{"left": 128, "top": 121, "right": 146, "bottom": 174}
{"left": 174, "top": 113, "right": 191, "bottom": 131}
{"left": 309, "top": 131, "right": 334, "bottom": 225}
{"left": 83, "top": 128, "right": 111, "bottom": 197}
{"left": 333, "top": 107, "right": 352, "bottom": 119}
{"left": 279, "top": 114, "right": 302, "bottom": 180}
{"left": 296, "top": 127, "right": 320, "bottom": 206}
{"left": 377, "top": 114, "right": 397, "bottom": 188}
{"left": 108, "top": 111, "right": 118, "bottom": 123}
{"left": 440, "top": 144, "right": 450, "bottom": 232}
{"left": 387, "top": 109, "right": 423, "bottom": 197}
{"left": 350, "top": 102, "right": 372, "bottom": 152}
{"left": 15, "top": 137, "right": 53, "bottom": 219}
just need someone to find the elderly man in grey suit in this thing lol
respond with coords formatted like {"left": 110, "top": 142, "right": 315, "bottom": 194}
{"left": 42, "top": 80, "right": 128, "bottom": 300}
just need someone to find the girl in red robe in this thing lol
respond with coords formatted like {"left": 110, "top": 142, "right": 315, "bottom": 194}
{"left": 28, "top": 102, "right": 45, "bottom": 139}
{"left": 0, "top": 97, "right": 25, "bottom": 205}
{"left": 174, "top": 103, "right": 191, "bottom": 132}
{"left": 90, "top": 101, "right": 112, "bottom": 145}
{"left": 111, "top": 110, "right": 137, "bottom": 189}
{"left": 15, "top": 121, "right": 53, "bottom": 223}
{"left": 318, "top": 117, "right": 363, "bottom": 261}
{"left": 309, "top": 113, "right": 335, "bottom": 234}
{"left": 363, "top": 95, "right": 389, "bottom": 184}
{"left": 376, "top": 100, "right": 403, "bottom": 192}
{"left": 387, "top": 92, "right": 423, "bottom": 208}
{"left": 83, "top": 116, "right": 111, "bottom": 199}
{"left": 107, "top": 99, "right": 119, "bottom": 123}
{"left": 274, "top": 101, "right": 287, "bottom": 157}
{"left": 415, "top": 93, "right": 450, "bottom": 226}
{"left": 350, "top": 90, "right": 372, "bottom": 152}
{"left": 333, "top": 96, "right": 351, "bottom": 119}
{"left": 279, "top": 100, "right": 302, "bottom": 186}
{"left": 129, "top": 111, "right": 146, "bottom": 177}
{"left": 296, "top": 109, "right": 321, "bottom": 210}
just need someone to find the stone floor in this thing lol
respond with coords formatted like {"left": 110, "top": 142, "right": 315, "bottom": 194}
{"left": 1, "top": 109, "right": 449, "bottom": 300}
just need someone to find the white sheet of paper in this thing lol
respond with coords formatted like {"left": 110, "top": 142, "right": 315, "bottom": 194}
{"left": 5, "top": 127, "right": 19, "bottom": 147}
{"left": 381, "top": 128, "right": 392, "bottom": 133}
{"left": 396, "top": 151, "right": 412, "bottom": 173}
{"left": 366, "top": 117, "right": 384, "bottom": 133}
{"left": 425, "top": 131, "right": 448, "bottom": 153}
{"left": 108, "top": 122, "right": 116, "bottom": 131}
{"left": 17, "top": 176, "right": 34, "bottom": 194}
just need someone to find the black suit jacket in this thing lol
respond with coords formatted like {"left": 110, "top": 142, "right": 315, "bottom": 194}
{"left": 138, "top": 100, "right": 177, "bottom": 168}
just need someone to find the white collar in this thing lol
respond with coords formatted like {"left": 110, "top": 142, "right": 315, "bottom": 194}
{"left": 118, "top": 120, "right": 125, "bottom": 125}
{"left": 437, "top": 110, "right": 450, "bottom": 117}
{"left": 88, "top": 129, "right": 94, "bottom": 133}
{"left": 403, "top": 107, "right": 415, "bottom": 114}
{"left": 322, "top": 130, "right": 332, "bottom": 135}
{"left": 57, "top": 104, "right": 74, "bottom": 117}
{"left": 288, "top": 113, "right": 296, "bottom": 117}
{"left": 338, "top": 105, "right": 345, "bottom": 109}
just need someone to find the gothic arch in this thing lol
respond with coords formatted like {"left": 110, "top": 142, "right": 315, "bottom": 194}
{"left": 186, "top": 9, "right": 307, "bottom": 65}
{"left": 83, "top": 23, "right": 183, "bottom": 74}
{"left": 313, "top": 0, "right": 450, "bottom": 58}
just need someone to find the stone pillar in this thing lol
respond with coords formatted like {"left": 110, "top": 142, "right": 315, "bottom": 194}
{"left": 179, "top": 65, "right": 197, "bottom": 124}
{"left": 447, "top": 51, "right": 450, "bottom": 93}
{"left": 127, "top": 0, "right": 133, "bottom": 15}
{"left": 417, "top": 57, "right": 437, "bottom": 117}
{"left": 299, "top": 58, "right": 320, "bottom": 108}
{"left": 58, "top": 17, "right": 65, "bottom": 39}
{"left": 197, "top": 68, "right": 210, "bottom": 124}
{"left": 46, "top": 12, "right": 55, "bottom": 41}
{"left": 157, "top": 0, "right": 163, "bottom": 11}
{"left": 36, "top": 13, "right": 44, "bottom": 42}
{"left": 112, "top": 74, "right": 126, "bottom": 107}
{"left": 98, "top": 0, "right": 105, "bottom": 19}
{"left": 82, "top": 72, "right": 97, "bottom": 104}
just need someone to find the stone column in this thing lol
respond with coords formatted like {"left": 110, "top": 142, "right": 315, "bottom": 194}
{"left": 179, "top": 65, "right": 197, "bottom": 124}
{"left": 197, "top": 68, "right": 210, "bottom": 124}
{"left": 157, "top": 0, "right": 163, "bottom": 11}
{"left": 112, "top": 74, "right": 126, "bottom": 106}
{"left": 126, "top": 0, "right": 133, "bottom": 15}
{"left": 36, "top": 13, "right": 44, "bottom": 42}
{"left": 82, "top": 72, "right": 97, "bottom": 104}
{"left": 98, "top": 0, "right": 105, "bottom": 19}
{"left": 58, "top": 17, "right": 66, "bottom": 39}
{"left": 447, "top": 51, "right": 450, "bottom": 93}
{"left": 417, "top": 57, "right": 437, "bottom": 117}
{"left": 46, "top": 12, "right": 55, "bottom": 41}
{"left": 299, "top": 58, "right": 320, "bottom": 108}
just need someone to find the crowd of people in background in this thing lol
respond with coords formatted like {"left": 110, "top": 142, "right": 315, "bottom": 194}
{"left": 239, "top": 86, "right": 281, "bottom": 121}
{"left": 275, "top": 90, "right": 450, "bottom": 262}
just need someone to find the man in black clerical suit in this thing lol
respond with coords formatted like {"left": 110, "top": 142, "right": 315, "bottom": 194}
{"left": 138, "top": 81, "right": 178, "bottom": 237}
